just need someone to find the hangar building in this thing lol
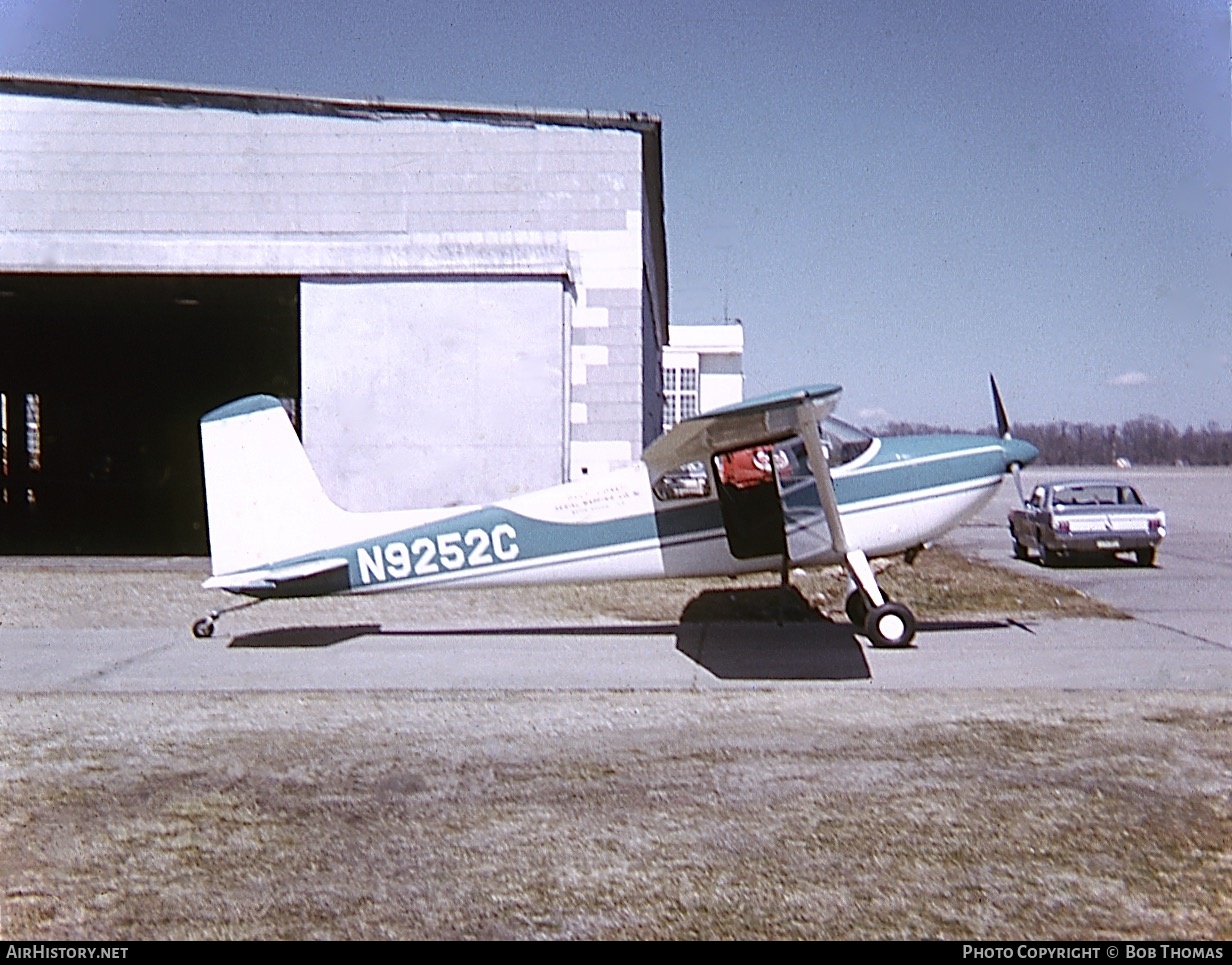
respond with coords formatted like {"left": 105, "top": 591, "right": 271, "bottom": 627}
{"left": 0, "top": 76, "right": 667, "bottom": 554}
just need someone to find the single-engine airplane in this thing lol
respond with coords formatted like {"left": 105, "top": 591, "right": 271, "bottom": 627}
{"left": 192, "top": 376, "right": 1037, "bottom": 647}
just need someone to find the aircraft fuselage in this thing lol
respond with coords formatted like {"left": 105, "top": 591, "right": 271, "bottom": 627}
{"left": 231, "top": 432, "right": 1024, "bottom": 599}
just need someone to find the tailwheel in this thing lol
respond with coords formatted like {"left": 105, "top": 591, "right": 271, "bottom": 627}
{"left": 864, "top": 601, "right": 917, "bottom": 648}
{"left": 189, "top": 599, "right": 262, "bottom": 639}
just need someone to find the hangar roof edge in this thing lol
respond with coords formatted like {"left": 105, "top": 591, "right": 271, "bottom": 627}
{"left": 0, "top": 73, "right": 662, "bottom": 134}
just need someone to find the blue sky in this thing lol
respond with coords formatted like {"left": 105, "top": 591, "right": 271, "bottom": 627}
{"left": 2, "top": 0, "right": 1229, "bottom": 428}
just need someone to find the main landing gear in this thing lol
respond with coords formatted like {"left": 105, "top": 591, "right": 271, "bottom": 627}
{"left": 845, "top": 591, "right": 917, "bottom": 648}
{"left": 863, "top": 600, "right": 917, "bottom": 648}
{"left": 843, "top": 552, "right": 918, "bottom": 648}
{"left": 787, "top": 396, "right": 918, "bottom": 649}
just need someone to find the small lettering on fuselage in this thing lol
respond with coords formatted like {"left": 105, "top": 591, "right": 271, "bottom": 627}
{"left": 549, "top": 484, "right": 630, "bottom": 516}
{"left": 357, "top": 523, "right": 519, "bottom": 585}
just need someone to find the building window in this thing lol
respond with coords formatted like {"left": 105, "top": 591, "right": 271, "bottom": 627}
{"left": 662, "top": 364, "right": 699, "bottom": 431}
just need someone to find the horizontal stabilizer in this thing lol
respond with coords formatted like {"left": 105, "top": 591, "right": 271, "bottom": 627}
{"left": 203, "top": 557, "right": 350, "bottom": 598}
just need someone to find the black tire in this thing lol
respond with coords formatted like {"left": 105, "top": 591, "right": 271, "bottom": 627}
{"left": 863, "top": 601, "right": 917, "bottom": 648}
{"left": 1039, "top": 543, "right": 1054, "bottom": 568}
{"left": 845, "top": 591, "right": 869, "bottom": 627}
{"left": 1135, "top": 547, "right": 1157, "bottom": 567}
{"left": 1013, "top": 538, "right": 1029, "bottom": 561}
{"left": 192, "top": 618, "right": 215, "bottom": 639}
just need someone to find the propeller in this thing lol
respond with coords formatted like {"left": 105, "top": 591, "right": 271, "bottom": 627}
{"left": 990, "top": 374, "right": 1028, "bottom": 506}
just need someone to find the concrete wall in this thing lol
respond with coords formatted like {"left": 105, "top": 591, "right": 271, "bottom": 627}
{"left": 0, "top": 92, "right": 635, "bottom": 270}
{"left": 0, "top": 80, "right": 667, "bottom": 508}
{"left": 301, "top": 277, "right": 566, "bottom": 509}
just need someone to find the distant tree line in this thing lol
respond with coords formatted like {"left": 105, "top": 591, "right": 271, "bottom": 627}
{"left": 879, "top": 417, "right": 1232, "bottom": 466}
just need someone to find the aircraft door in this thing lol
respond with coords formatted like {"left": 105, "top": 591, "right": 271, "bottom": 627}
{"left": 713, "top": 445, "right": 785, "bottom": 560}
{"left": 713, "top": 437, "right": 836, "bottom": 564}
{"left": 773, "top": 438, "right": 835, "bottom": 565}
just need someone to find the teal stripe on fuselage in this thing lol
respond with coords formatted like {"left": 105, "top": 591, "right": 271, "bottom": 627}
{"left": 269, "top": 504, "right": 661, "bottom": 592}
{"left": 834, "top": 436, "right": 1005, "bottom": 506}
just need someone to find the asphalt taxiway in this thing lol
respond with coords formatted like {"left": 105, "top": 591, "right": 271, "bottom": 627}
{"left": 947, "top": 466, "right": 1232, "bottom": 654}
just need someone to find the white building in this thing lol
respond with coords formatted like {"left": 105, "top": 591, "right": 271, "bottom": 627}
{"left": 661, "top": 323, "right": 744, "bottom": 431}
{"left": 0, "top": 76, "right": 667, "bottom": 553}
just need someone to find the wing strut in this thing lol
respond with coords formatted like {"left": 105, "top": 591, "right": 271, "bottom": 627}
{"left": 794, "top": 402, "right": 885, "bottom": 609}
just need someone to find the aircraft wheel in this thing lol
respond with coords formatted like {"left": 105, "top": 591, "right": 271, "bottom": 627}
{"left": 1013, "top": 538, "right": 1029, "bottom": 561}
{"left": 1039, "top": 543, "right": 1055, "bottom": 568}
{"left": 864, "top": 602, "right": 916, "bottom": 649}
{"left": 845, "top": 591, "right": 868, "bottom": 627}
{"left": 191, "top": 618, "right": 215, "bottom": 639}
{"left": 1135, "top": 547, "right": 1157, "bottom": 567}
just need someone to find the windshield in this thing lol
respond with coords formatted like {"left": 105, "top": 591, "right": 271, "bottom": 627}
{"left": 653, "top": 417, "right": 874, "bottom": 500}
{"left": 822, "top": 417, "right": 874, "bottom": 466}
{"left": 759, "top": 419, "right": 873, "bottom": 478}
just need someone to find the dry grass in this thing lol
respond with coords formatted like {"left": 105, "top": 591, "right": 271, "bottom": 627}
{"left": 2, "top": 691, "right": 1228, "bottom": 940}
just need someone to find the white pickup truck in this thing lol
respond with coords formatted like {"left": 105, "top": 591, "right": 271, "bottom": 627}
{"left": 1008, "top": 481, "right": 1166, "bottom": 567}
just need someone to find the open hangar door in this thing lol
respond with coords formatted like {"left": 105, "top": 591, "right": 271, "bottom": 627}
{"left": 0, "top": 274, "right": 299, "bottom": 554}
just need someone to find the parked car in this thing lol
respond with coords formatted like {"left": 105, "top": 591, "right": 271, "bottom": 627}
{"left": 1008, "top": 480, "right": 1166, "bottom": 567}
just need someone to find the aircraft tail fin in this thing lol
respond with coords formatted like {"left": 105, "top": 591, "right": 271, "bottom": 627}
{"left": 199, "top": 395, "right": 351, "bottom": 577}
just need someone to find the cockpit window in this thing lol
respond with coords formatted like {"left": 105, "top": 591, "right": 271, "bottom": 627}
{"left": 654, "top": 419, "right": 872, "bottom": 502}
{"left": 653, "top": 460, "right": 711, "bottom": 500}
{"left": 821, "top": 417, "right": 874, "bottom": 466}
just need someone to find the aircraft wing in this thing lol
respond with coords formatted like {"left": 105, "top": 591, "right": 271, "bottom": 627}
{"left": 643, "top": 382, "right": 842, "bottom": 475}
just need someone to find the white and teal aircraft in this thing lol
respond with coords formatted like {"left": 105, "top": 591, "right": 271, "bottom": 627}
{"left": 192, "top": 377, "right": 1038, "bottom": 647}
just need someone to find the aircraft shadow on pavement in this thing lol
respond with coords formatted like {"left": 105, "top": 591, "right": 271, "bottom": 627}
{"left": 225, "top": 588, "right": 1019, "bottom": 682}
{"left": 674, "top": 586, "right": 870, "bottom": 680}
{"left": 226, "top": 621, "right": 681, "bottom": 650}
{"left": 675, "top": 588, "right": 1023, "bottom": 679}
{"left": 228, "top": 624, "right": 382, "bottom": 649}
{"left": 225, "top": 605, "right": 872, "bottom": 680}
